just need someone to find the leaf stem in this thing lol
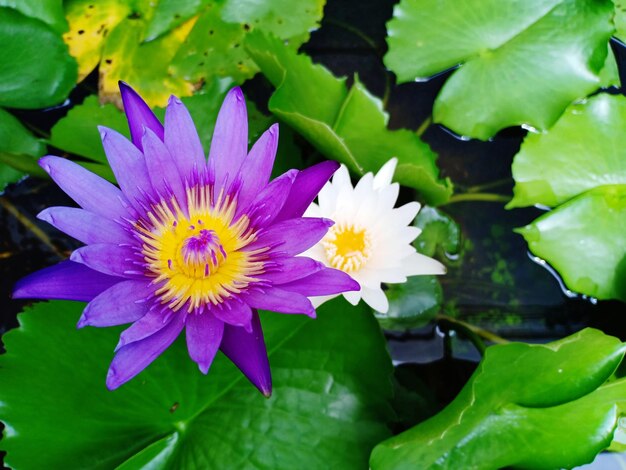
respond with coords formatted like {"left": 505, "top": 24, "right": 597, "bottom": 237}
{"left": 442, "top": 192, "right": 510, "bottom": 205}
{"left": 465, "top": 178, "right": 513, "bottom": 193}
{"left": 416, "top": 116, "right": 432, "bottom": 137}
{"left": 0, "top": 196, "right": 65, "bottom": 259}
{"left": 325, "top": 18, "right": 380, "bottom": 53}
{"left": 436, "top": 313, "right": 509, "bottom": 348}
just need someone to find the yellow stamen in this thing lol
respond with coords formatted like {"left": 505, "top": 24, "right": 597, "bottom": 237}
{"left": 139, "top": 185, "right": 264, "bottom": 313}
{"left": 322, "top": 222, "right": 371, "bottom": 272}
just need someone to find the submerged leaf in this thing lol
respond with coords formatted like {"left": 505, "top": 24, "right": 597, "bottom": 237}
{"left": 0, "top": 7, "right": 77, "bottom": 108}
{"left": 413, "top": 206, "right": 461, "bottom": 258}
{"left": 517, "top": 185, "right": 626, "bottom": 302}
{"left": 384, "top": 0, "right": 618, "bottom": 140}
{"left": 371, "top": 328, "right": 626, "bottom": 469}
{"left": 246, "top": 32, "right": 453, "bottom": 205}
{"left": 0, "top": 299, "right": 393, "bottom": 469}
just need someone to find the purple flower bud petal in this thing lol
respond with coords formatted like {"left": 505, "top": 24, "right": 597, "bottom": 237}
{"left": 164, "top": 95, "right": 206, "bottom": 176}
{"left": 186, "top": 313, "right": 224, "bottom": 374}
{"left": 38, "top": 207, "right": 133, "bottom": 245}
{"left": 119, "top": 81, "right": 164, "bottom": 151}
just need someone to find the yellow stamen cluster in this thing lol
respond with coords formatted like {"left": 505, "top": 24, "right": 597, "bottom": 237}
{"left": 138, "top": 185, "right": 266, "bottom": 312}
{"left": 322, "top": 222, "right": 372, "bottom": 272}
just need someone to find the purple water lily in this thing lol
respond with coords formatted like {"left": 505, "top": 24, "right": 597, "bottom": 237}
{"left": 14, "top": 83, "right": 359, "bottom": 394}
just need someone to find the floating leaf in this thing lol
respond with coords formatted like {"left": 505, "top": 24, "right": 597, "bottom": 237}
{"left": 170, "top": 0, "right": 324, "bottom": 85}
{"left": 509, "top": 93, "right": 626, "bottom": 208}
{"left": 63, "top": 0, "right": 131, "bottom": 81}
{"left": 374, "top": 276, "right": 442, "bottom": 331}
{"left": 0, "top": 108, "right": 46, "bottom": 189}
{"left": 99, "top": 17, "right": 196, "bottom": 107}
{"left": 144, "top": 0, "right": 210, "bottom": 41}
{"left": 517, "top": 185, "right": 626, "bottom": 302}
{"left": 0, "top": 299, "right": 393, "bottom": 469}
{"left": 413, "top": 206, "right": 461, "bottom": 258}
{"left": 384, "top": 0, "right": 618, "bottom": 140}
{"left": 0, "top": 7, "right": 77, "bottom": 108}
{"left": 0, "top": 0, "right": 67, "bottom": 33}
{"left": 245, "top": 32, "right": 453, "bottom": 205}
{"left": 371, "top": 328, "right": 626, "bottom": 469}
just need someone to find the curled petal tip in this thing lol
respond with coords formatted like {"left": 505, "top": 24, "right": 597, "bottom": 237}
{"left": 262, "top": 388, "right": 272, "bottom": 398}
{"left": 228, "top": 86, "right": 245, "bottom": 102}
{"left": 69, "top": 250, "right": 84, "bottom": 264}
{"left": 321, "top": 217, "right": 335, "bottom": 228}
{"left": 168, "top": 95, "right": 182, "bottom": 105}
{"left": 97, "top": 125, "right": 108, "bottom": 139}
{"left": 348, "top": 279, "right": 361, "bottom": 292}
{"left": 36, "top": 208, "right": 53, "bottom": 223}
{"left": 268, "top": 123, "right": 279, "bottom": 136}
{"left": 38, "top": 156, "right": 53, "bottom": 173}
{"left": 76, "top": 314, "right": 89, "bottom": 329}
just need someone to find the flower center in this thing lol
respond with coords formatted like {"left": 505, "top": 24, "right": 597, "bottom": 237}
{"left": 138, "top": 185, "right": 267, "bottom": 313}
{"left": 322, "top": 223, "right": 372, "bottom": 272}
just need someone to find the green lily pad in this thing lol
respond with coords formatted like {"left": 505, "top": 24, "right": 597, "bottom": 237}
{"left": 144, "top": 0, "right": 210, "bottom": 41}
{"left": 371, "top": 328, "right": 626, "bottom": 469}
{"left": 413, "top": 206, "right": 461, "bottom": 258}
{"left": 0, "top": 299, "right": 393, "bottom": 469}
{"left": 517, "top": 185, "right": 626, "bottom": 302}
{"left": 509, "top": 93, "right": 626, "bottom": 208}
{"left": 384, "top": 0, "right": 618, "bottom": 140}
{"left": 245, "top": 32, "right": 453, "bottom": 205}
{"left": 0, "top": 108, "right": 46, "bottom": 189}
{"left": 0, "top": 7, "right": 77, "bottom": 109}
{"left": 170, "top": 0, "right": 325, "bottom": 85}
{"left": 0, "top": 0, "right": 67, "bottom": 33}
{"left": 374, "top": 276, "right": 442, "bottom": 331}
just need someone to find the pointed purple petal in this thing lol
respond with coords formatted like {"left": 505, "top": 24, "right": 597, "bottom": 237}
{"left": 186, "top": 313, "right": 224, "bottom": 374}
{"left": 262, "top": 256, "right": 324, "bottom": 285}
{"left": 237, "top": 124, "right": 279, "bottom": 210}
{"left": 246, "top": 170, "right": 297, "bottom": 227}
{"left": 70, "top": 244, "right": 137, "bottom": 278}
{"left": 246, "top": 217, "right": 333, "bottom": 256}
{"left": 79, "top": 280, "right": 153, "bottom": 327}
{"left": 212, "top": 299, "right": 253, "bottom": 330}
{"left": 142, "top": 127, "right": 187, "bottom": 205}
{"left": 164, "top": 96, "right": 206, "bottom": 177}
{"left": 115, "top": 308, "right": 175, "bottom": 351}
{"left": 119, "top": 81, "right": 164, "bottom": 151}
{"left": 245, "top": 287, "right": 315, "bottom": 317}
{"left": 220, "top": 310, "right": 271, "bottom": 396}
{"left": 106, "top": 313, "right": 185, "bottom": 390}
{"left": 39, "top": 156, "right": 130, "bottom": 221}
{"left": 278, "top": 267, "right": 360, "bottom": 296}
{"left": 38, "top": 207, "right": 133, "bottom": 245}
{"left": 209, "top": 88, "right": 248, "bottom": 189}
{"left": 99, "top": 126, "right": 154, "bottom": 210}
{"left": 13, "top": 260, "right": 122, "bottom": 301}
{"left": 275, "top": 160, "right": 340, "bottom": 222}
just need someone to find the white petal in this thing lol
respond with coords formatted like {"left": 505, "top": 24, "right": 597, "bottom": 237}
{"left": 373, "top": 158, "right": 397, "bottom": 190}
{"left": 401, "top": 252, "right": 446, "bottom": 276}
{"left": 392, "top": 201, "right": 421, "bottom": 226}
{"left": 332, "top": 164, "right": 352, "bottom": 188}
{"left": 361, "top": 286, "right": 390, "bottom": 313}
{"left": 310, "top": 294, "right": 339, "bottom": 309}
{"left": 343, "top": 289, "right": 362, "bottom": 305}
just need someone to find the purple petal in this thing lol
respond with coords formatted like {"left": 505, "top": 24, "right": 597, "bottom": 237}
{"left": 209, "top": 87, "right": 248, "bottom": 189}
{"left": 245, "top": 287, "right": 315, "bottom": 317}
{"left": 79, "top": 280, "right": 153, "bottom": 327}
{"left": 246, "top": 170, "right": 297, "bottom": 227}
{"left": 99, "top": 126, "right": 154, "bottom": 210}
{"left": 186, "top": 313, "right": 224, "bottom": 374}
{"left": 164, "top": 96, "right": 206, "bottom": 177}
{"left": 275, "top": 160, "right": 339, "bottom": 222}
{"left": 39, "top": 156, "right": 130, "bottom": 221}
{"left": 220, "top": 310, "right": 271, "bottom": 396}
{"left": 278, "top": 267, "right": 360, "bottom": 296}
{"left": 70, "top": 244, "right": 137, "bottom": 278}
{"left": 141, "top": 127, "right": 187, "bottom": 205}
{"left": 106, "top": 313, "right": 185, "bottom": 390}
{"left": 119, "top": 81, "right": 164, "bottom": 151}
{"left": 246, "top": 217, "right": 333, "bottom": 256}
{"left": 237, "top": 124, "right": 279, "bottom": 210}
{"left": 262, "top": 256, "right": 324, "bottom": 285}
{"left": 212, "top": 299, "right": 253, "bottom": 330}
{"left": 13, "top": 260, "right": 122, "bottom": 301}
{"left": 38, "top": 207, "right": 133, "bottom": 245}
{"left": 115, "top": 308, "right": 174, "bottom": 351}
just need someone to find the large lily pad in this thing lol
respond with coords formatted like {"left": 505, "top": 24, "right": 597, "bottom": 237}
{"left": 384, "top": 0, "right": 618, "bottom": 140}
{"left": 517, "top": 185, "right": 626, "bottom": 302}
{"left": 0, "top": 7, "right": 77, "bottom": 109}
{"left": 509, "top": 93, "right": 626, "bottom": 208}
{"left": 245, "top": 32, "right": 453, "bottom": 205}
{"left": 0, "top": 299, "right": 393, "bottom": 469}
{"left": 0, "top": 0, "right": 67, "bottom": 33}
{"left": 170, "top": 0, "right": 325, "bottom": 85}
{"left": 371, "top": 328, "right": 626, "bottom": 469}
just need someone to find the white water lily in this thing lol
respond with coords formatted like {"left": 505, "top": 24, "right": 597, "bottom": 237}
{"left": 302, "top": 158, "right": 446, "bottom": 313}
